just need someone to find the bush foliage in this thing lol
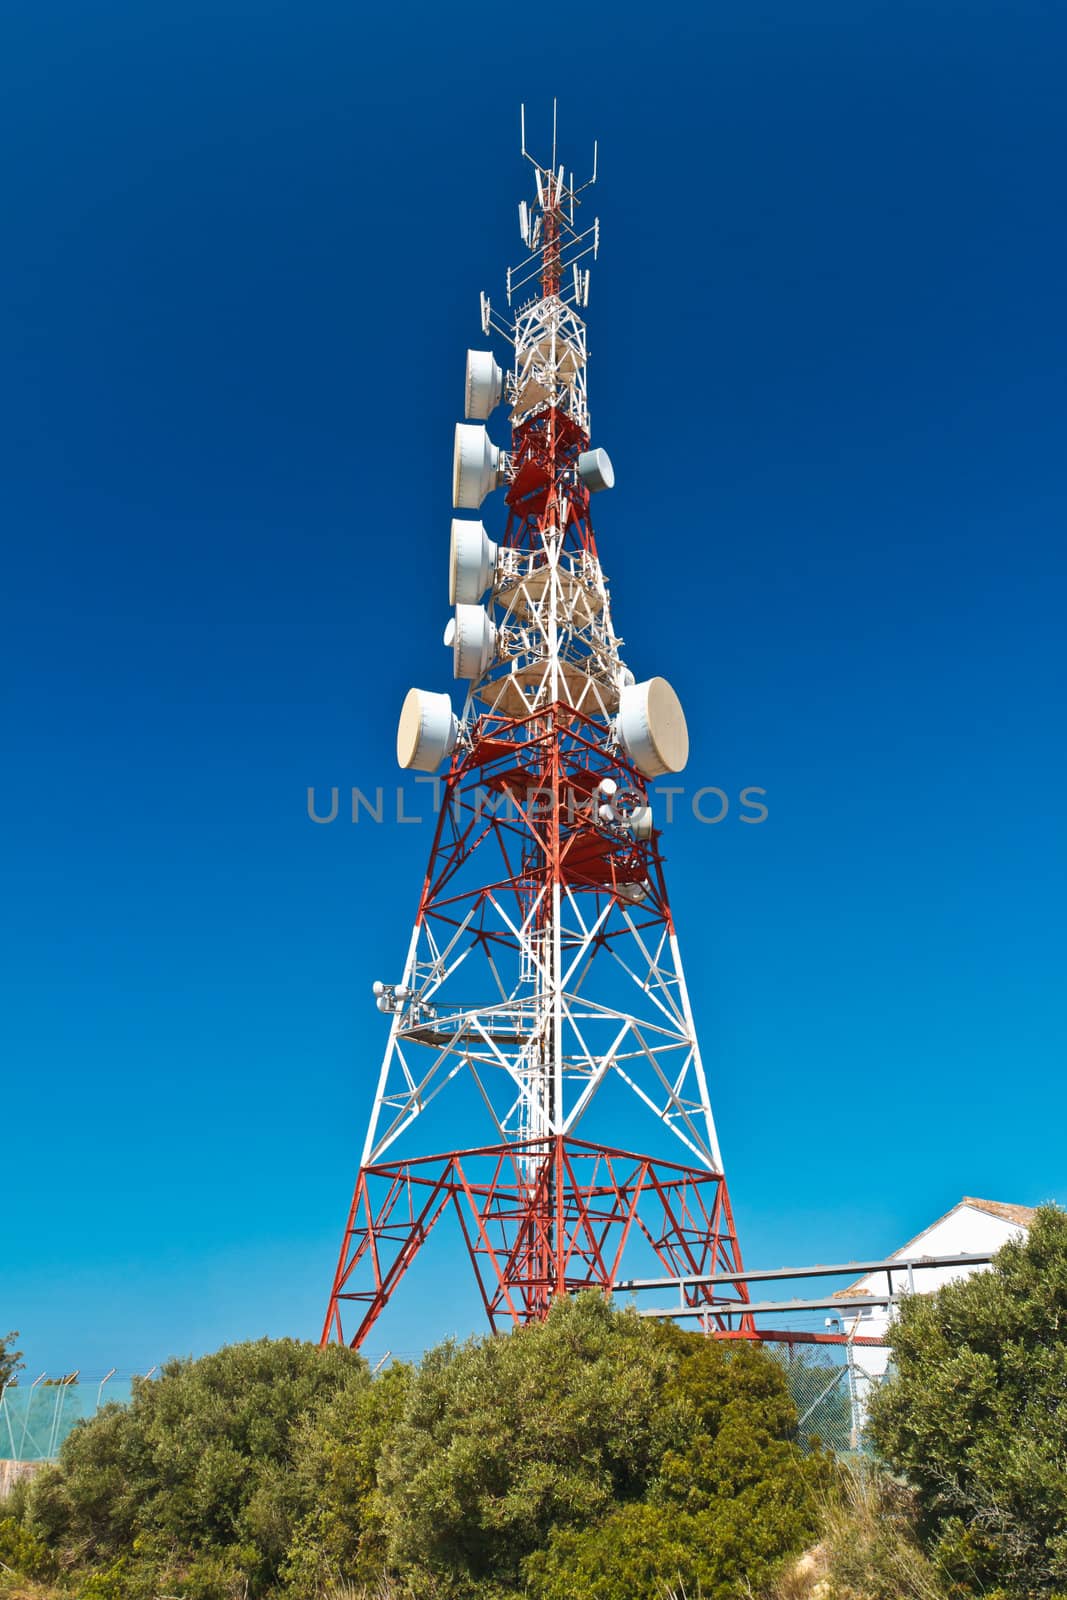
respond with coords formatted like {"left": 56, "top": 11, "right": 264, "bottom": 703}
{"left": 869, "top": 1203, "right": 1067, "bottom": 1598}
{"left": 26, "top": 1338, "right": 368, "bottom": 1598}
{"left": 0, "top": 1330, "right": 23, "bottom": 1392}
{"left": 9, "top": 1296, "right": 822, "bottom": 1600}
{"left": 11, "top": 1213, "right": 1067, "bottom": 1599}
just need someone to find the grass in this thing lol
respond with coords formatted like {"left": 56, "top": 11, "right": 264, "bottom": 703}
{"left": 757, "top": 1461, "right": 945, "bottom": 1600}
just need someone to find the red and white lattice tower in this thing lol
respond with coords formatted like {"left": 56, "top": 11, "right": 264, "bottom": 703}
{"left": 322, "top": 109, "right": 751, "bottom": 1348}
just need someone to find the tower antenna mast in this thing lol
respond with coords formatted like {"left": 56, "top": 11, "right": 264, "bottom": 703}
{"left": 322, "top": 108, "right": 750, "bottom": 1346}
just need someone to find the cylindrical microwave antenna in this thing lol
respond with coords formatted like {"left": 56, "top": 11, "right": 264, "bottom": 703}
{"left": 449, "top": 519, "right": 498, "bottom": 604}
{"left": 465, "top": 350, "right": 504, "bottom": 420}
{"left": 577, "top": 447, "right": 615, "bottom": 493}
{"left": 396, "top": 687, "right": 459, "bottom": 772}
{"left": 453, "top": 423, "right": 506, "bottom": 509}
{"left": 617, "top": 677, "right": 689, "bottom": 777}
{"left": 451, "top": 603, "right": 497, "bottom": 680}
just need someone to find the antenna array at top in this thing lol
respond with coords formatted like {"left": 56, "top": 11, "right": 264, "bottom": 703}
{"left": 507, "top": 100, "right": 599, "bottom": 310}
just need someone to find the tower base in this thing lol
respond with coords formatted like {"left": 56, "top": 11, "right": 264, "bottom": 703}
{"left": 321, "top": 1136, "right": 750, "bottom": 1347}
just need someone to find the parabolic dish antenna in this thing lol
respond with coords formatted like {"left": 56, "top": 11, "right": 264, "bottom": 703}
{"left": 628, "top": 803, "right": 654, "bottom": 840}
{"left": 449, "top": 519, "right": 498, "bottom": 604}
{"left": 453, "top": 424, "right": 505, "bottom": 510}
{"left": 464, "top": 350, "right": 504, "bottom": 420}
{"left": 617, "top": 677, "right": 689, "bottom": 777}
{"left": 452, "top": 603, "right": 497, "bottom": 680}
{"left": 577, "top": 447, "right": 615, "bottom": 494}
{"left": 396, "top": 687, "right": 459, "bottom": 772}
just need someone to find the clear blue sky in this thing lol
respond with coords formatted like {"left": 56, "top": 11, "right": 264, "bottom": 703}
{"left": 2, "top": 0, "right": 1064, "bottom": 1373}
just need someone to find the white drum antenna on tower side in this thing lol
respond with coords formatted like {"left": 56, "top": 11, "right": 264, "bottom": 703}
{"left": 449, "top": 519, "right": 498, "bottom": 604}
{"left": 617, "top": 678, "right": 690, "bottom": 777}
{"left": 465, "top": 350, "right": 503, "bottom": 420}
{"left": 396, "top": 688, "right": 459, "bottom": 772}
{"left": 453, "top": 423, "right": 507, "bottom": 509}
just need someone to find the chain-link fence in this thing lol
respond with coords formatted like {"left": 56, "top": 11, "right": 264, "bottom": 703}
{"left": 1, "top": 1375, "right": 137, "bottom": 1464}
{"left": 1, "top": 1345, "right": 886, "bottom": 1471}
{"left": 770, "top": 1343, "right": 887, "bottom": 1455}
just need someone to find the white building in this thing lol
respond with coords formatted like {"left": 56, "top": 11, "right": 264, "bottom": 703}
{"left": 838, "top": 1195, "right": 1035, "bottom": 1383}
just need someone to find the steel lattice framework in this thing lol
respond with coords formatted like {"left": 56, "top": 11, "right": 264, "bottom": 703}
{"left": 322, "top": 110, "right": 751, "bottom": 1348}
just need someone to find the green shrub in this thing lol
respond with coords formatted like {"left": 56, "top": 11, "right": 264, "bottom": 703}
{"left": 373, "top": 1294, "right": 680, "bottom": 1595}
{"left": 11, "top": 1301, "right": 828, "bottom": 1600}
{"left": 364, "top": 1296, "right": 820, "bottom": 1600}
{"left": 869, "top": 1204, "right": 1067, "bottom": 1597}
{"left": 26, "top": 1338, "right": 367, "bottom": 1598}
{"left": 527, "top": 1329, "right": 823, "bottom": 1600}
{"left": 0, "top": 1512, "right": 53, "bottom": 1580}
{"left": 282, "top": 1361, "right": 414, "bottom": 1598}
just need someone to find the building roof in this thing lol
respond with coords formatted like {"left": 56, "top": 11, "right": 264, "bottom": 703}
{"left": 832, "top": 1196, "right": 1035, "bottom": 1298}
{"left": 960, "top": 1196, "right": 1038, "bottom": 1227}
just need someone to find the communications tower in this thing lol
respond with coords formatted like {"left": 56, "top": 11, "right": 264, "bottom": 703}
{"left": 322, "top": 109, "right": 750, "bottom": 1347}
